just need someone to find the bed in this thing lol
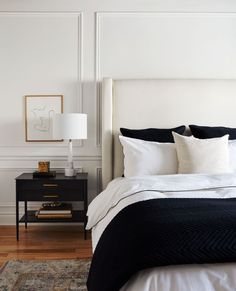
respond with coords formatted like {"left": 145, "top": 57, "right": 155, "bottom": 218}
{"left": 86, "top": 78, "right": 236, "bottom": 291}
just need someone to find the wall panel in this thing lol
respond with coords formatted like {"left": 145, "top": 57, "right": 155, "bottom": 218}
{"left": 0, "top": 5, "right": 236, "bottom": 224}
{"left": 97, "top": 12, "right": 236, "bottom": 79}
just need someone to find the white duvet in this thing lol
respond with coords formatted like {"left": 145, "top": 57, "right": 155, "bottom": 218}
{"left": 86, "top": 173, "right": 236, "bottom": 291}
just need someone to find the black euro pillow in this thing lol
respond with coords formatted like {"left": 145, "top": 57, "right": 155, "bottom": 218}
{"left": 120, "top": 126, "right": 185, "bottom": 143}
{"left": 189, "top": 125, "right": 236, "bottom": 140}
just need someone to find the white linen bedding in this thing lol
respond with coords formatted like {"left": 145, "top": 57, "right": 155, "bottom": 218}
{"left": 87, "top": 173, "right": 236, "bottom": 291}
{"left": 120, "top": 263, "right": 236, "bottom": 291}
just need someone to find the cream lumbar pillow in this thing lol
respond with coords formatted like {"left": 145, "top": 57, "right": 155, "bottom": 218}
{"left": 172, "top": 132, "right": 231, "bottom": 174}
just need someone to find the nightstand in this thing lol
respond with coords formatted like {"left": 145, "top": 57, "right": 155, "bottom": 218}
{"left": 15, "top": 173, "right": 88, "bottom": 241}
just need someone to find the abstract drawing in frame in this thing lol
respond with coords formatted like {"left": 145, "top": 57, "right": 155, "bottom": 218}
{"left": 25, "top": 95, "right": 63, "bottom": 142}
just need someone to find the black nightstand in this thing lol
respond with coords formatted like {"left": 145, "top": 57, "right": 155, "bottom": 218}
{"left": 15, "top": 173, "right": 88, "bottom": 241}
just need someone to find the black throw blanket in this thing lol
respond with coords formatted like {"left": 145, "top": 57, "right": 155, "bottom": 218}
{"left": 87, "top": 198, "right": 236, "bottom": 291}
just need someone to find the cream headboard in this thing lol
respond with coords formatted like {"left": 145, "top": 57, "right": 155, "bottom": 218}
{"left": 102, "top": 78, "right": 236, "bottom": 189}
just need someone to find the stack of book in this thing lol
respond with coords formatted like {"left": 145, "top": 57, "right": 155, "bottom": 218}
{"left": 35, "top": 202, "right": 72, "bottom": 219}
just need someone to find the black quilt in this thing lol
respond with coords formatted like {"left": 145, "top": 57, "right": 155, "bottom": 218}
{"left": 87, "top": 198, "right": 236, "bottom": 291}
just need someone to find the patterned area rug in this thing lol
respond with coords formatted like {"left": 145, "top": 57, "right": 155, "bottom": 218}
{"left": 0, "top": 259, "right": 91, "bottom": 291}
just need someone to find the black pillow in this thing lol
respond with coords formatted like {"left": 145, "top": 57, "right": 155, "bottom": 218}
{"left": 120, "top": 126, "right": 185, "bottom": 143}
{"left": 189, "top": 125, "right": 236, "bottom": 140}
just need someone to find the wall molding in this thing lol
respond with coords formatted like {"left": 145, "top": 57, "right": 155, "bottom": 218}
{"left": 0, "top": 167, "right": 83, "bottom": 171}
{"left": 95, "top": 82, "right": 102, "bottom": 147}
{"left": 0, "top": 146, "right": 100, "bottom": 158}
{"left": 94, "top": 11, "right": 236, "bottom": 147}
{"left": 95, "top": 12, "right": 102, "bottom": 147}
{"left": 96, "top": 167, "right": 102, "bottom": 195}
{"left": 0, "top": 11, "right": 85, "bottom": 148}
{"left": 0, "top": 155, "right": 101, "bottom": 161}
{"left": 77, "top": 11, "right": 84, "bottom": 147}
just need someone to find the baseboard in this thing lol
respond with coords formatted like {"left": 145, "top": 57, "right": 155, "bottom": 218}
{"left": 0, "top": 204, "right": 16, "bottom": 225}
{"left": 0, "top": 204, "right": 33, "bottom": 225}
{"left": 0, "top": 214, "right": 16, "bottom": 225}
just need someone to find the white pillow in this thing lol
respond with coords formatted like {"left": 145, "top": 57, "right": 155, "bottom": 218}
{"left": 119, "top": 135, "right": 178, "bottom": 177}
{"left": 229, "top": 140, "right": 236, "bottom": 171}
{"left": 172, "top": 132, "right": 231, "bottom": 174}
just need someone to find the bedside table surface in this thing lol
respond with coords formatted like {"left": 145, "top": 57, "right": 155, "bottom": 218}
{"left": 16, "top": 172, "right": 88, "bottom": 180}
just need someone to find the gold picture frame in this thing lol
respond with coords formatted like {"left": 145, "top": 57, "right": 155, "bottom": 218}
{"left": 25, "top": 95, "right": 63, "bottom": 142}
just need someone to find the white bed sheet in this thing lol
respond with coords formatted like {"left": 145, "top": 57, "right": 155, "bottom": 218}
{"left": 87, "top": 173, "right": 236, "bottom": 291}
{"left": 120, "top": 263, "right": 236, "bottom": 291}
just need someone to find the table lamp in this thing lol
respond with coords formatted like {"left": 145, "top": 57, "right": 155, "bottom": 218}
{"left": 53, "top": 113, "right": 87, "bottom": 176}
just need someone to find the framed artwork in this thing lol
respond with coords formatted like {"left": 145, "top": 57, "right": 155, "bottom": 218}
{"left": 25, "top": 95, "right": 63, "bottom": 142}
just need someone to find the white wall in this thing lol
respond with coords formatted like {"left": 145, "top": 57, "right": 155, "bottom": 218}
{"left": 0, "top": 0, "right": 236, "bottom": 224}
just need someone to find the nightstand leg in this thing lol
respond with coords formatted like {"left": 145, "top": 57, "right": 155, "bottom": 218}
{"left": 16, "top": 200, "right": 19, "bottom": 241}
{"left": 24, "top": 201, "right": 28, "bottom": 229}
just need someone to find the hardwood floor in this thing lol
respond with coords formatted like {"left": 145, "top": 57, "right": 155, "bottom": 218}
{"left": 0, "top": 225, "right": 92, "bottom": 268}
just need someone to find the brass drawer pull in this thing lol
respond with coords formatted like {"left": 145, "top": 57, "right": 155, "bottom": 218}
{"left": 43, "top": 195, "right": 59, "bottom": 198}
{"left": 43, "top": 184, "right": 58, "bottom": 187}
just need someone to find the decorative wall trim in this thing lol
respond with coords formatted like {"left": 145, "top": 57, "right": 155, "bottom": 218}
{"left": 0, "top": 146, "right": 101, "bottom": 158}
{"left": 77, "top": 12, "right": 83, "bottom": 113}
{"left": 95, "top": 11, "right": 236, "bottom": 147}
{"left": 0, "top": 11, "right": 84, "bottom": 148}
{"left": 0, "top": 144, "right": 85, "bottom": 149}
{"left": 96, "top": 167, "right": 102, "bottom": 195}
{"left": 95, "top": 83, "right": 102, "bottom": 147}
{"left": 0, "top": 167, "right": 83, "bottom": 171}
{"left": 0, "top": 155, "right": 101, "bottom": 161}
{"left": 77, "top": 12, "right": 84, "bottom": 147}
{"left": 0, "top": 168, "right": 40, "bottom": 172}
{"left": 95, "top": 13, "right": 102, "bottom": 147}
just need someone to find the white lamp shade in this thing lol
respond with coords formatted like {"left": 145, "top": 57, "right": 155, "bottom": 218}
{"left": 53, "top": 113, "right": 87, "bottom": 140}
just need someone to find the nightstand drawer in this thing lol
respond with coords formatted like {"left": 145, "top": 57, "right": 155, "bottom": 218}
{"left": 17, "top": 180, "right": 85, "bottom": 191}
{"left": 18, "top": 189, "right": 84, "bottom": 201}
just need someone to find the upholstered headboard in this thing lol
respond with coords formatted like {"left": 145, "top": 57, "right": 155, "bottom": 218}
{"left": 102, "top": 78, "right": 236, "bottom": 189}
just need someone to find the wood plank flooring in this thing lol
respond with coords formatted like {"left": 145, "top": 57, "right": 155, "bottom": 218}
{"left": 0, "top": 225, "right": 92, "bottom": 267}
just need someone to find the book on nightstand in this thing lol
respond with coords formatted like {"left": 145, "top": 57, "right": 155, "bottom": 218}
{"left": 35, "top": 212, "right": 72, "bottom": 219}
{"left": 35, "top": 202, "right": 73, "bottom": 219}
